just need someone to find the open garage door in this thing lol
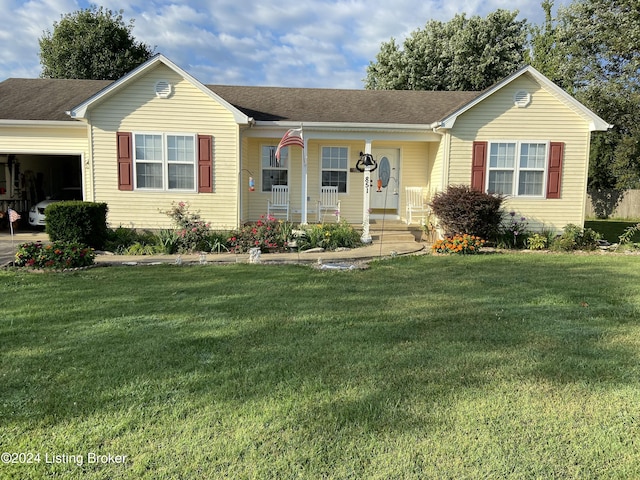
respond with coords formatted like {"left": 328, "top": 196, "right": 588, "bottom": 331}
{"left": 0, "top": 153, "right": 82, "bottom": 227}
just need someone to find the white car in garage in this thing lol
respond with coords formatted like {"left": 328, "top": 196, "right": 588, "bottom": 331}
{"left": 28, "top": 187, "right": 82, "bottom": 227}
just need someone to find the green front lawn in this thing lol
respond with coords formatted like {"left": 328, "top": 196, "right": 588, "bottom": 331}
{"left": 585, "top": 219, "right": 640, "bottom": 243}
{"left": 2, "top": 254, "right": 640, "bottom": 478}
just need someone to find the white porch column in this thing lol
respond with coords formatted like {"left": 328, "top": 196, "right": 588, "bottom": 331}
{"left": 301, "top": 136, "right": 308, "bottom": 224}
{"left": 361, "top": 140, "right": 373, "bottom": 244}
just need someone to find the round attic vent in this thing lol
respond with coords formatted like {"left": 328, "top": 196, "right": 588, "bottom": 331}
{"left": 514, "top": 90, "right": 531, "bottom": 108}
{"left": 155, "top": 80, "right": 173, "bottom": 98}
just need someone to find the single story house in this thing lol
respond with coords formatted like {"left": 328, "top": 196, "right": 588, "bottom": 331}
{"left": 0, "top": 54, "right": 611, "bottom": 234}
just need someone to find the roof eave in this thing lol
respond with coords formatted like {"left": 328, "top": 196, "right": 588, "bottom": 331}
{"left": 0, "top": 119, "right": 86, "bottom": 128}
{"left": 255, "top": 120, "right": 435, "bottom": 132}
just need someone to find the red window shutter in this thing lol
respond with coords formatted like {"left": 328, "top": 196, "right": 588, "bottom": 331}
{"left": 546, "top": 142, "right": 564, "bottom": 199}
{"left": 198, "top": 134, "right": 213, "bottom": 193}
{"left": 116, "top": 132, "right": 133, "bottom": 191}
{"left": 471, "top": 141, "right": 487, "bottom": 192}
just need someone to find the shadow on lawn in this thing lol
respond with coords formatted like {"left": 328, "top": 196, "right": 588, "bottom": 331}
{"left": 2, "top": 255, "right": 640, "bottom": 431}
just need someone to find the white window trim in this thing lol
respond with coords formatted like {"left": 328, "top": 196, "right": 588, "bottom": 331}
{"left": 486, "top": 140, "right": 549, "bottom": 198}
{"left": 320, "top": 145, "right": 350, "bottom": 194}
{"left": 133, "top": 132, "right": 197, "bottom": 192}
{"left": 260, "top": 144, "right": 289, "bottom": 192}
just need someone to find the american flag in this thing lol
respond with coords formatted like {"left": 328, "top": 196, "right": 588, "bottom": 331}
{"left": 275, "top": 128, "right": 304, "bottom": 161}
{"left": 8, "top": 208, "right": 20, "bottom": 223}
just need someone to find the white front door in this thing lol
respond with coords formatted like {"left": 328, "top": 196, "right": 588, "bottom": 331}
{"left": 370, "top": 148, "right": 400, "bottom": 212}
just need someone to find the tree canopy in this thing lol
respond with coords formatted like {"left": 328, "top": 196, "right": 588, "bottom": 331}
{"left": 39, "top": 6, "right": 154, "bottom": 80}
{"left": 364, "top": 10, "right": 528, "bottom": 91}
{"left": 528, "top": 0, "right": 640, "bottom": 191}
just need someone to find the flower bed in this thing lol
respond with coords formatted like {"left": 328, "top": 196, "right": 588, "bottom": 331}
{"left": 432, "top": 234, "right": 485, "bottom": 255}
{"left": 15, "top": 241, "right": 95, "bottom": 269}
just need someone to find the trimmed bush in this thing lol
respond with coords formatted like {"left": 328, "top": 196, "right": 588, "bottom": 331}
{"left": 429, "top": 185, "right": 504, "bottom": 239}
{"left": 45, "top": 201, "right": 108, "bottom": 250}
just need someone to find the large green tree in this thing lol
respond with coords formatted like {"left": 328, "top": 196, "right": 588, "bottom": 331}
{"left": 529, "top": 0, "right": 640, "bottom": 192}
{"left": 39, "top": 6, "right": 154, "bottom": 80}
{"left": 365, "top": 10, "right": 528, "bottom": 91}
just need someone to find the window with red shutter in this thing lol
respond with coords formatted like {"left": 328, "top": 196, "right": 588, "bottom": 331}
{"left": 471, "top": 141, "right": 487, "bottom": 192}
{"left": 116, "top": 132, "right": 213, "bottom": 192}
{"left": 472, "top": 141, "right": 563, "bottom": 198}
{"left": 197, "top": 134, "right": 213, "bottom": 193}
{"left": 116, "top": 132, "right": 133, "bottom": 191}
{"left": 546, "top": 142, "right": 564, "bottom": 199}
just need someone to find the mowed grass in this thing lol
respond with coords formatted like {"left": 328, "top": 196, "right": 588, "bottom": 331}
{"left": 585, "top": 219, "right": 640, "bottom": 243}
{"left": 1, "top": 254, "right": 640, "bottom": 479}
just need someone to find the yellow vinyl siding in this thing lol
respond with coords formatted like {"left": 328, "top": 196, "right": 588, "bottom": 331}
{"left": 447, "top": 74, "right": 592, "bottom": 231}
{"left": 89, "top": 64, "right": 240, "bottom": 229}
{"left": 0, "top": 125, "right": 88, "bottom": 153}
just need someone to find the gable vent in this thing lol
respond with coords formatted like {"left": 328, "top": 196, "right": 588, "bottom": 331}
{"left": 155, "top": 80, "right": 173, "bottom": 99}
{"left": 514, "top": 90, "right": 531, "bottom": 108}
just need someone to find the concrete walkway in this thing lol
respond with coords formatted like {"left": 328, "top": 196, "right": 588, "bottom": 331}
{"left": 0, "top": 229, "right": 426, "bottom": 266}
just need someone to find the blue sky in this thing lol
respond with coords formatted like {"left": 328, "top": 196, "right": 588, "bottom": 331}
{"left": 2, "top": 0, "right": 570, "bottom": 88}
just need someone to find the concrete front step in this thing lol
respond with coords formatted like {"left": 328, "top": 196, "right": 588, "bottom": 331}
{"left": 369, "top": 221, "right": 423, "bottom": 243}
{"left": 371, "top": 232, "right": 420, "bottom": 243}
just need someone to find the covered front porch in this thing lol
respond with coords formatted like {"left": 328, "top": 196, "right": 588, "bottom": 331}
{"left": 238, "top": 129, "right": 442, "bottom": 228}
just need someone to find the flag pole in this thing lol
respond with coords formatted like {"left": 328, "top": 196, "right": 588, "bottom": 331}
{"left": 9, "top": 214, "right": 14, "bottom": 248}
{"left": 7, "top": 208, "right": 21, "bottom": 249}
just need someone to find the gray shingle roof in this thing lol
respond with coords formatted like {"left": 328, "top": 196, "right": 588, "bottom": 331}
{"left": 0, "top": 77, "right": 480, "bottom": 125}
{"left": 208, "top": 85, "right": 480, "bottom": 125}
{"left": 0, "top": 78, "right": 112, "bottom": 121}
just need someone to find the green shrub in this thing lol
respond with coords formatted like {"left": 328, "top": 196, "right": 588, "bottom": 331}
{"left": 205, "top": 231, "right": 231, "bottom": 253}
{"left": 527, "top": 233, "right": 549, "bottom": 250}
{"left": 105, "top": 227, "right": 159, "bottom": 254}
{"left": 430, "top": 185, "right": 504, "bottom": 239}
{"left": 15, "top": 241, "right": 95, "bottom": 269}
{"left": 156, "top": 229, "right": 180, "bottom": 254}
{"left": 551, "top": 224, "right": 601, "bottom": 251}
{"left": 45, "top": 201, "right": 108, "bottom": 250}
{"left": 124, "top": 242, "right": 164, "bottom": 255}
{"left": 298, "top": 221, "right": 362, "bottom": 250}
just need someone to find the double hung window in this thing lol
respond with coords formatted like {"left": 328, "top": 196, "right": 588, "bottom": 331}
{"left": 487, "top": 142, "right": 547, "bottom": 197}
{"left": 321, "top": 146, "right": 348, "bottom": 193}
{"left": 134, "top": 133, "right": 196, "bottom": 191}
{"left": 261, "top": 145, "right": 288, "bottom": 192}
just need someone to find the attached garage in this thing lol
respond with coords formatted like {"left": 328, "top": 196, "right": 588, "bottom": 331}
{"left": 0, "top": 77, "right": 110, "bottom": 226}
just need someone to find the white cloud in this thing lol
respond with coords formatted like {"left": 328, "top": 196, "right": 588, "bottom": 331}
{"left": 0, "top": 0, "right": 572, "bottom": 86}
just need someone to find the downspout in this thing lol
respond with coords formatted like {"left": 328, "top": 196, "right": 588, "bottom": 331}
{"left": 238, "top": 117, "right": 255, "bottom": 228}
{"left": 431, "top": 123, "right": 450, "bottom": 193}
{"left": 431, "top": 123, "right": 449, "bottom": 241}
